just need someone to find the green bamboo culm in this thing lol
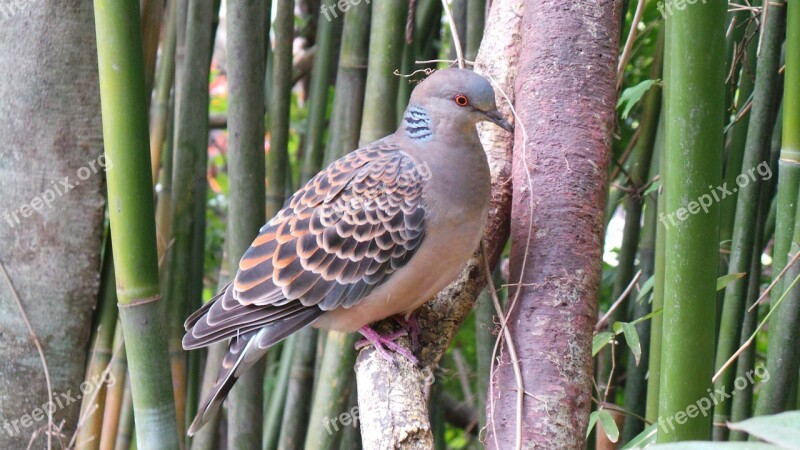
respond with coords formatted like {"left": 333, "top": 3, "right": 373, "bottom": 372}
{"left": 277, "top": 328, "right": 318, "bottom": 450}
{"left": 324, "top": 0, "right": 372, "bottom": 164}
{"left": 225, "top": 0, "right": 268, "bottom": 447}
{"left": 359, "top": 0, "right": 409, "bottom": 145}
{"left": 755, "top": 0, "right": 800, "bottom": 417}
{"left": 712, "top": 1, "right": 786, "bottom": 439}
{"left": 657, "top": 0, "right": 726, "bottom": 442}
{"left": 76, "top": 241, "right": 118, "bottom": 450}
{"left": 263, "top": 336, "right": 297, "bottom": 450}
{"left": 149, "top": 0, "right": 179, "bottom": 182}
{"left": 268, "top": 0, "right": 295, "bottom": 217}
{"left": 718, "top": 5, "right": 760, "bottom": 273}
{"left": 300, "top": 0, "right": 340, "bottom": 181}
{"left": 166, "top": 0, "right": 214, "bottom": 442}
{"left": 303, "top": 331, "right": 359, "bottom": 450}
{"left": 645, "top": 114, "right": 666, "bottom": 423}
{"left": 91, "top": 0, "right": 179, "bottom": 447}
{"left": 465, "top": 0, "right": 485, "bottom": 61}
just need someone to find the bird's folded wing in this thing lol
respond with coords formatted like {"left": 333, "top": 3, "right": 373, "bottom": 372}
{"left": 183, "top": 142, "right": 427, "bottom": 349}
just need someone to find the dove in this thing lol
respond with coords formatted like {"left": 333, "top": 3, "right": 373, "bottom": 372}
{"left": 183, "top": 68, "right": 512, "bottom": 435}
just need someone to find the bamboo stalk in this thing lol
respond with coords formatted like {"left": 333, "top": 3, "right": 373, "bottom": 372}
{"left": 729, "top": 149, "right": 776, "bottom": 440}
{"left": 719, "top": 6, "right": 759, "bottom": 272}
{"left": 165, "top": 0, "right": 214, "bottom": 444}
{"left": 141, "top": 0, "right": 166, "bottom": 96}
{"left": 645, "top": 115, "right": 666, "bottom": 423}
{"left": 358, "top": 0, "right": 409, "bottom": 145}
{"left": 300, "top": 0, "right": 340, "bottom": 181}
{"left": 113, "top": 377, "right": 135, "bottom": 450}
{"left": 465, "top": 0, "right": 485, "bottom": 61}
{"left": 149, "top": 0, "right": 179, "bottom": 182}
{"left": 621, "top": 114, "right": 663, "bottom": 445}
{"left": 76, "top": 242, "right": 118, "bottom": 450}
{"left": 277, "top": 328, "right": 318, "bottom": 450}
{"left": 657, "top": 0, "right": 726, "bottom": 441}
{"left": 303, "top": 331, "right": 358, "bottom": 450}
{"left": 755, "top": 0, "right": 800, "bottom": 417}
{"left": 92, "top": 0, "right": 180, "bottom": 446}
{"left": 98, "top": 325, "right": 128, "bottom": 450}
{"left": 264, "top": 337, "right": 297, "bottom": 450}
{"left": 323, "top": 0, "right": 372, "bottom": 174}
{"left": 268, "top": 0, "right": 295, "bottom": 217}
{"left": 602, "top": 28, "right": 662, "bottom": 405}
{"left": 225, "top": 1, "right": 268, "bottom": 447}
{"left": 712, "top": 1, "right": 785, "bottom": 439}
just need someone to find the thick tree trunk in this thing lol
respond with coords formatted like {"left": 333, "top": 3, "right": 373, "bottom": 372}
{"left": 486, "top": 1, "right": 620, "bottom": 448}
{"left": 354, "top": 1, "right": 520, "bottom": 448}
{"left": 0, "top": 1, "right": 106, "bottom": 448}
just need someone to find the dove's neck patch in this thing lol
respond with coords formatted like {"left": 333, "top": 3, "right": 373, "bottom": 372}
{"left": 403, "top": 106, "right": 433, "bottom": 142}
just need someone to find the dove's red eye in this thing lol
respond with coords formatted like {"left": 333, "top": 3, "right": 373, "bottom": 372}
{"left": 454, "top": 94, "right": 470, "bottom": 107}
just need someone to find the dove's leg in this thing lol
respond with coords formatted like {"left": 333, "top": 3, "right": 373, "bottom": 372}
{"left": 355, "top": 325, "right": 419, "bottom": 365}
{"left": 393, "top": 314, "right": 420, "bottom": 351}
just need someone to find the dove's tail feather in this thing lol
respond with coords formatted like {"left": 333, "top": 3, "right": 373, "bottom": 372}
{"left": 186, "top": 308, "right": 324, "bottom": 436}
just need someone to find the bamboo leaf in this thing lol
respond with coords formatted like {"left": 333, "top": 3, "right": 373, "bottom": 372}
{"left": 593, "top": 332, "right": 615, "bottom": 356}
{"left": 617, "top": 79, "right": 660, "bottom": 119}
{"left": 622, "top": 322, "right": 642, "bottom": 365}
{"left": 650, "top": 444, "right": 779, "bottom": 449}
{"left": 586, "top": 410, "right": 600, "bottom": 439}
{"left": 597, "top": 409, "right": 619, "bottom": 443}
{"left": 727, "top": 411, "right": 800, "bottom": 449}
{"left": 636, "top": 275, "right": 655, "bottom": 303}
{"left": 717, "top": 272, "right": 747, "bottom": 291}
{"left": 621, "top": 422, "right": 657, "bottom": 449}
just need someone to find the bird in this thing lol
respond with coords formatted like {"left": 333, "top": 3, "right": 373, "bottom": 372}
{"left": 182, "top": 68, "right": 512, "bottom": 435}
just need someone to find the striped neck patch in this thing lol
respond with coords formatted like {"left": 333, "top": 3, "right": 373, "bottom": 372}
{"left": 403, "top": 106, "right": 433, "bottom": 142}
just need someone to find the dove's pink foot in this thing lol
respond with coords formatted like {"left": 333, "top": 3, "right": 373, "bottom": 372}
{"left": 356, "top": 325, "right": 419, "bottom": 365}
{"left": 393, "top": 314, "right": 421, "bottom": 351}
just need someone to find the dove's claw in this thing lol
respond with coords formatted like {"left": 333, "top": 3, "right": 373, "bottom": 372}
{"left": 356, "top": 325, "right": 419, "bottom": 365}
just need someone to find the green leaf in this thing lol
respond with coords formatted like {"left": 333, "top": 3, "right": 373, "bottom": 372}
{"left": 643, "top": 179, "right": 662, "bottom": 197}
{"left": 636, "top": 275, "right": 655, "bottom": 303}
{"left": 597, "top": 410, "right": 619, "bottom": 443}
{"left": 727, "top": 411, "right": 800, "bottom": 449}
{"left": 622, "top": 322, "right": 642, "bottom": 365}
{"left": 621, "top": 422, "right": 657, "bottom": 449}
{"left": 592, "top": 331, "right": 615, "bottom": 356}
{"left": 651, "top": 443, "right": 780, "bottom": 449}
{"left": 617, "top": 79, "right": 660, "bottom": 119}
{"left": 717, "top": 272, "right": 747, "bottom": 291}
{"left": 586, "top": 410, "right": 600, "bottom": 439}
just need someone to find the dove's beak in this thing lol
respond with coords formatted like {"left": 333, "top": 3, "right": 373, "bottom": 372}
{"left": 484, "top": 110, "right": 513, "bottom": 132}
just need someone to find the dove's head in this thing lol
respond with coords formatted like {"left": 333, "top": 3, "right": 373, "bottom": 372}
{"left": 406, "top": 68, "right": 512, "bottom": 134}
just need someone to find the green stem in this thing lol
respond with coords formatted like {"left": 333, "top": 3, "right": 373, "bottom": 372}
{"left": 301, "top": 0, "right": 340, "bottom": 181}
{"left": 359, "top": 0, "right": 408, "bottom": 145}
{"left": 713, "top": 1, "right": 785, "bottom": 438}
{"left": 225, "top": 1, "right": 268, "bottom": 447}
{"left": 267, "top": 0, "right": 295, "bottom": 217}
{"left": 277, "top": 328, "right": 318, "bottom": 450}
{"left": 755, "top": 0, "right": 800, "bottom": 416}
{"left": 304, "top": 331, "right": 358, "bottom": 450}
{"left": 92, "top": 0, "right": 179, "bottom": 447}
{"left": 657, "top": 0, "right": 726, "bottom": 441}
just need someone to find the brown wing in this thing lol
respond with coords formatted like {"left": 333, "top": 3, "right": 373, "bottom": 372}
{"left": 183, "top": 142, "right": 427, "bottom": 349}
